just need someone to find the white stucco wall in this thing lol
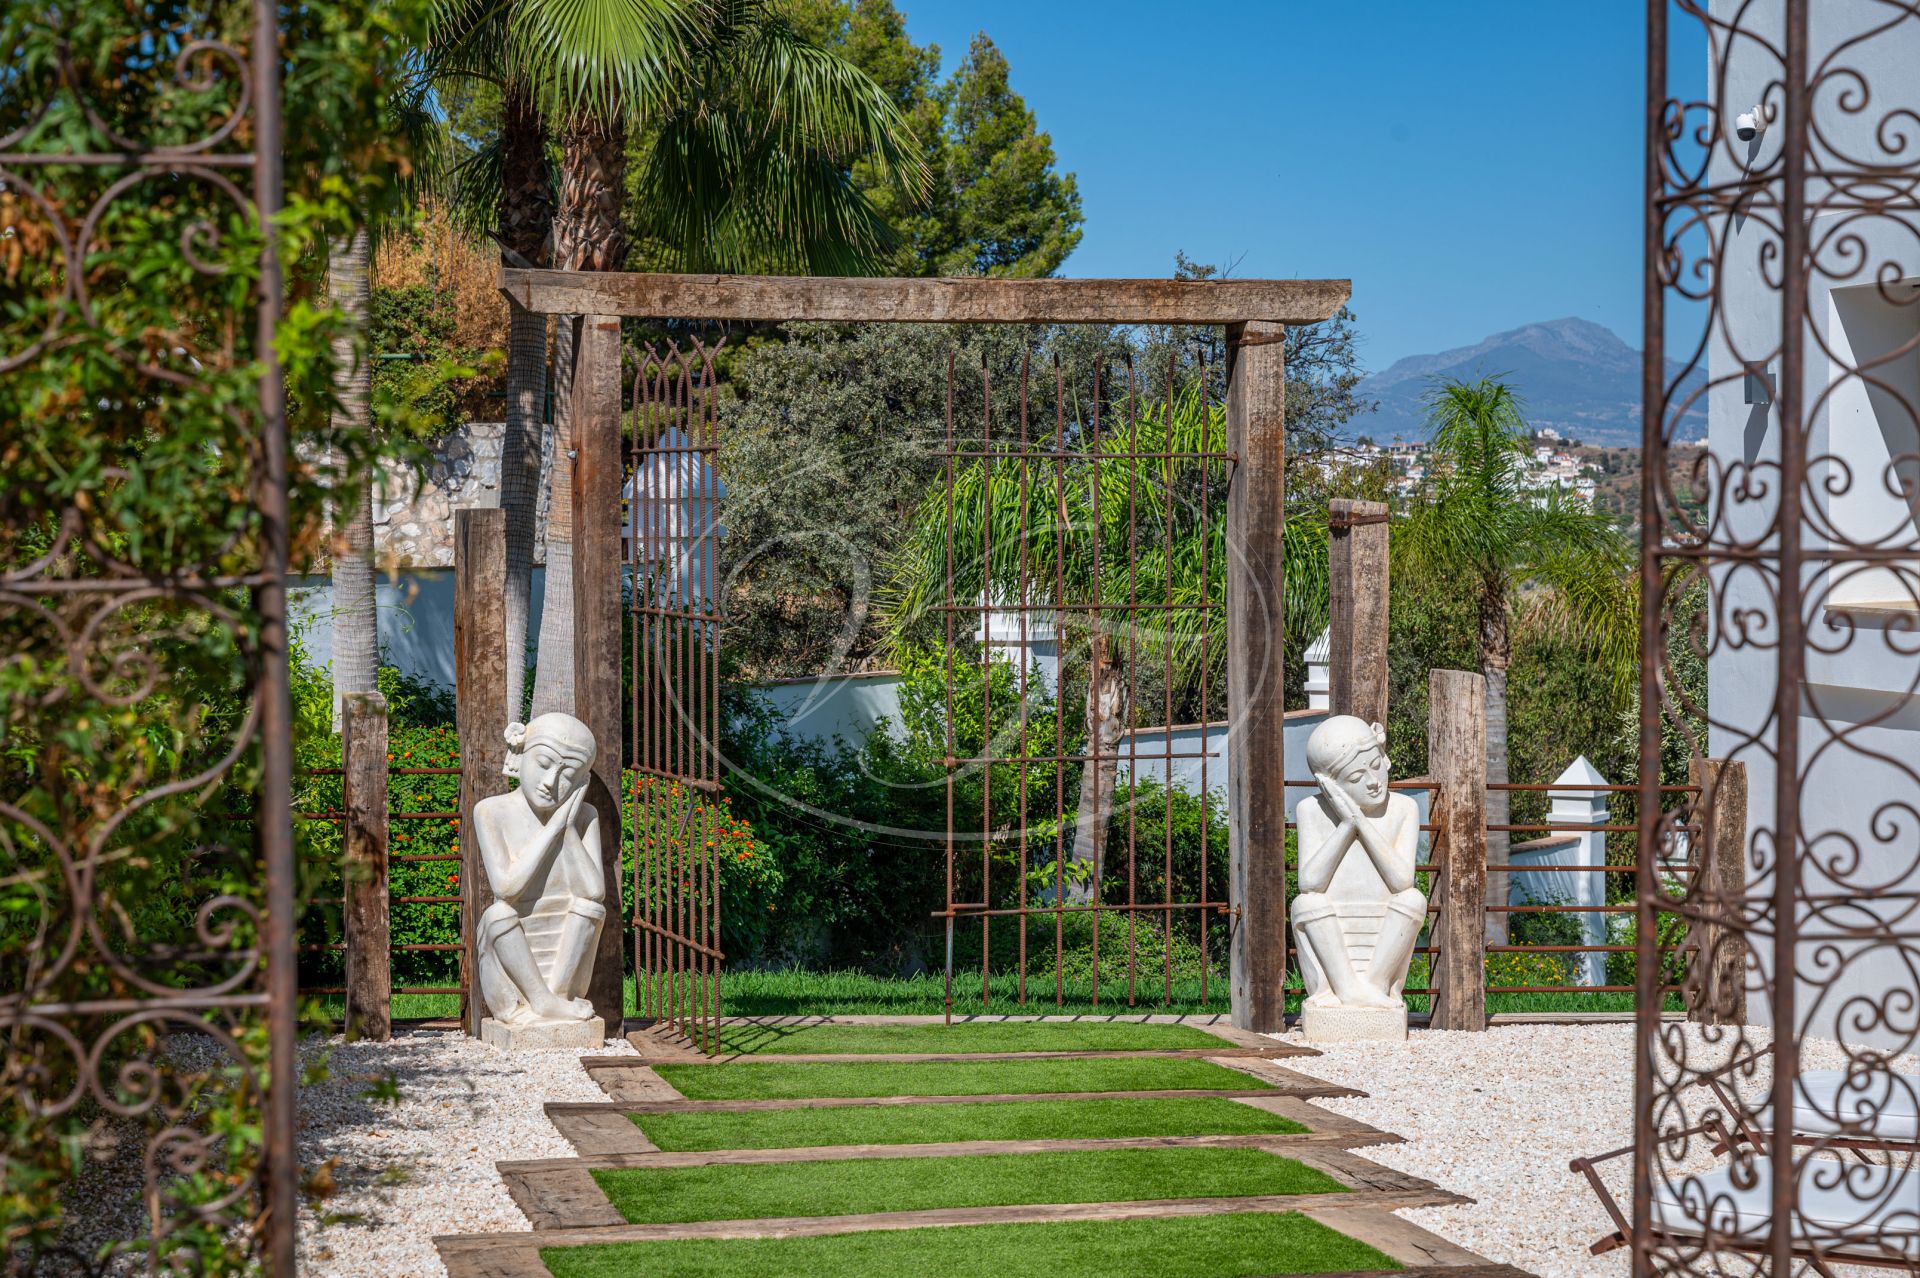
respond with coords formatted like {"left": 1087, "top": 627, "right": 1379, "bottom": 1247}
{"left": 740, "top": 674, "right": 905, "bottom": 750}
{"left": 1708, "top": 0, "right": 1920, "bottom": 1046}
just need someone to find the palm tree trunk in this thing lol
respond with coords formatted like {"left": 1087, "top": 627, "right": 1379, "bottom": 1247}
{"left": 502, "top": 305, "right": 547, "bottom": 720}
{"left": 329, "top": 228, "right": 377, "bottom": 732}
{"left": 531, "top": 112, "right": 629, "bottom": 716}
{"left": 499, "top": 80, "right": 554, "bottom": 723}
{"left": 1068, "top": 633, "right": 1127, "bottom": 902}
{"left": 528, "top": 316, "right": 577, "bottom": 719}
{"left": 1479, "top": 579, "right": 1512, "bottom": 947}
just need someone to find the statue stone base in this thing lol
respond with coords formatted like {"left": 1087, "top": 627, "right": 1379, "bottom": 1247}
{"left": 481, "top": 1015, "right": 606, "bottom": 1052}
{"left": 1300, "top": 1003, "right": 1408, "bottom": 1043}
{"left": 480, "top": 1013, "right": 599, "bottom": 1051}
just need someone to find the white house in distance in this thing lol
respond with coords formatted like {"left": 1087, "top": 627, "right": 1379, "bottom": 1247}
{"left": 1707, "top": 0, "right": 1920, "bottom": 1044}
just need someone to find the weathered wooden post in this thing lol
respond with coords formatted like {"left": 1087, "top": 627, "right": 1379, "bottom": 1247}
{"left": 571, "top": 314, "right": 627, "bottom": 1036}
{"left": 1428, "top": 668, "right": 1488, "bottom": 1031}
{"left": 1226, "top": 320, "right": 1288, "bottom": 1032}
{"left": 1327, "top": 498, "right": 1389, "bottom": 727}
{"left": 1686, "top": 758, "right": 1748, "bottom": 1025}
{"left": 455, "top": 506, "right": 509, "bottom": 1037}
{"left": 341, "top": 690, "right": 390, "bottom": 1041}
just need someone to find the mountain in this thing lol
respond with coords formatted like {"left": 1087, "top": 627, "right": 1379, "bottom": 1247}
{"left": 1345, "top": 317, "right": 1704, "bottom": 448}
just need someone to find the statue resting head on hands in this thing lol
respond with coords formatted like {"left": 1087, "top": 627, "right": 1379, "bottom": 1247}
{"left": 474, "top": 713, "right": 607, "bottom": 1033}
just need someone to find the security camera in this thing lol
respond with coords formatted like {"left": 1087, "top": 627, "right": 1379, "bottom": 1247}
{"left": 1735, "top": 105, "right": 1768, "bottom": 142}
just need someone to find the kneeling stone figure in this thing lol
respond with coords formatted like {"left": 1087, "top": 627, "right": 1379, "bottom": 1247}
{"left": 474, "top": 712, "right": 607, "bottom": 1049}
{"left": 1293, "top": 715, "right": 1426, "bottom": 1042}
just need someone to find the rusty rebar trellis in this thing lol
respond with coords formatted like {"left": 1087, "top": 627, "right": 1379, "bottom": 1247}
{"left": 934, "top": 351, "right": 1236, "bottom": 1014}
{"left": 0, "top": 5, "right": 296, "bottom": 1275}
{"left": 1607, "top": 2, "right": 1920, "bottom": 1272}
{"left": 628, "top": 341, "right": 725, "bottom": 1053}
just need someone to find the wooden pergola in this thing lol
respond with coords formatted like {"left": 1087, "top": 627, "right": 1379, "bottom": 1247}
{"left": 487, "top": 268, "right": 1351, "bottom": 1034}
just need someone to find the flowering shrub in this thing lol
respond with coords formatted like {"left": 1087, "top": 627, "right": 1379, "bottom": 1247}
{"left": 624, "top": 773, "right": 781, "bottom": 962}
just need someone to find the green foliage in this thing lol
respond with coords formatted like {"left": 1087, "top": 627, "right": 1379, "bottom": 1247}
{"left": 367, "top": 284, "right": 493, "bottom": 436}
{"left": 715, "top": 322, "right": 1094, "bottom": 677}
{"left": 1, "top": 0, "right": 433, "bottom": 1265}
{"left": 792, "top": 4, "right": 1083, "bottom": 278}
{"left": 625, "top": 773, "right": 781, "bottom": 963}
{"left": 434, "top": 0, "right": 931, "bottom": 276}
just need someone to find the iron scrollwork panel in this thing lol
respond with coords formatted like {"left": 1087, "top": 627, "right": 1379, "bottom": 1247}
{"left": 0, "top": 4, "right": 296, "bottom": 1274}
{"left": 1640, "top": 1, "right": 1920, "bottom": 1273}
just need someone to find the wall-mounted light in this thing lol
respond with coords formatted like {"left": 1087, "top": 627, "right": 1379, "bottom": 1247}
{"left": 1744, "top": 361, "right": 1774, "bottom": 405}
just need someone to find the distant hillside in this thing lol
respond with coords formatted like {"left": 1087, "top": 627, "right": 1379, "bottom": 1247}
{"left": 1346, "top": 317, "right": 1705, "bottom": 448}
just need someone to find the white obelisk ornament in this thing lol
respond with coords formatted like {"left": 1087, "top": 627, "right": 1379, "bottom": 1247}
{"left": 474, "top": 713, "right": 608, "bottom": 1049}
{"left": 1292, "top": 715, "right": 1426, "bottom": 1041}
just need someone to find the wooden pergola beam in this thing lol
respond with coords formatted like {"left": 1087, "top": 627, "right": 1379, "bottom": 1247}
{"left": 499, "top": 268, "right": 1351, "bottom": 325}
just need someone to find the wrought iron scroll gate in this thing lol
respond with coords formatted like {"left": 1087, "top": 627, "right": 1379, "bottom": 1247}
{"left": 0, "top": 5, "right": 299, "bottom": 1274}
{"left": 1623, "top": 3, "right": 1920, "bottom": 1275}
{"left": 628, "top": 342, "right": 725, "bottom": 1053}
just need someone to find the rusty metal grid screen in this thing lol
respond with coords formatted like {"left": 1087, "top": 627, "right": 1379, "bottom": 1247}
{"left": 934, "top": 352, "right": 1233, "bottom": 1014}
{"left": 627, "top": 341, "right": 725, "bottom": 1053}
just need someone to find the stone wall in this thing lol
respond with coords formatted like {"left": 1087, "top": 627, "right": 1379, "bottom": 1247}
{"left": 372, "top": 421, "right": 549, "bottom": 567}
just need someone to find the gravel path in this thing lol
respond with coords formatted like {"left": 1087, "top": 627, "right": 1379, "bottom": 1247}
{"left": 296, "top": 1029, "right": 633, "bottom": 1278}
{"left": 1270, "top": 1022, "right": 1920, "bottom": 1278}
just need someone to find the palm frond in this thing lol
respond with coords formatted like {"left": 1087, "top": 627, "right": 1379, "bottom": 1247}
{"left": 511, "top": 0, "right": 698, "bottom": 120}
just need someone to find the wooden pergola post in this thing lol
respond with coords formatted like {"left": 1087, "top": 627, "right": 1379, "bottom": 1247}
{"left": 1328, "top": 498, "right": 1390, "bottom": 727}
{"left": 1429, "top": 668, "right": 1488, "bottom": 1031}
{"left": 1226, "top": 320, "right": 1288, "bottom": 1033}
{"left": 570, "top": 315, "right": 627, "bottom": 1036}
{"left": 455, "top": 507, "right": 509, "bottom": 1036}
{"left": 341, "top": 691, "right": 390, "bottom": 1041}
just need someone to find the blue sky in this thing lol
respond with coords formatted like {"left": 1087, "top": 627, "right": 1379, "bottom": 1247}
{"left": 898, "top": 2, "right": 1696, "bottom": 374}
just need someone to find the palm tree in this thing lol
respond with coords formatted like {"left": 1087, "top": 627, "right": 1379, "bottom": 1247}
{"left": 325, "top": 82, "right": 443, "bottom": 730}
{"left": 887, "top": 382, "right": 1328, "bottom": 897}
{"left": 1394, "top": 377, "right": 1635, "bottom": 943}
{"left": 436, "top": 0, "right": 927, "bottom": 715}
{"left": 328, "top": 228, "right": 377, "bottom": 730}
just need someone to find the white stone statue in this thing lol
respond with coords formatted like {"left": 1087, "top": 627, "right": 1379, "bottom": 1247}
{"left": 1293, "top": 715, "right": 1426, "bottom": 1041}
{"left": 474, "top": 712, "right": 607, "bottom": 1049}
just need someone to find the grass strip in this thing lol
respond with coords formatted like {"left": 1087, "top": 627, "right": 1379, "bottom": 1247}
{"left": 591, "top": 1147, "right": 1344, "bottom": 1224}
{"left": 632, "top": 1095, "right": 1307, "bottom": 1151}
{"left": 709, "top": 1020, "right": 1229, "bottom": 1055}
{"left": 653, "top": 1056, "right": 1271, "bottom": 1101}
{"left": 541, "top": 1211, "right": 1399, "bottom": 1278}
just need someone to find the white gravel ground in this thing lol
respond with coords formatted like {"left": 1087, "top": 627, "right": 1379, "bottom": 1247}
{"left": 295, "top": 1029, "right": 634, "bottom": 1278}
{"left": 1271, "top": 1022, "right": 1920, "bottom": 1278}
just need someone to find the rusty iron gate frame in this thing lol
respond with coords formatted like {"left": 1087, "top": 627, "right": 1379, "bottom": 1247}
{"left": 504, "top": 268, "right": 1349, "bottom": 1046}
{"left": 0, "top": 6, "right": 299, "bottom": 1273}
{"left": 627, "top": 340, "right": 727, "bottom": 1053}
{"left": 1619, "top": 2, "right": 1920, "bottom": 1274}
{"left": 932, "top": 348, "right": 1239, "bottom": 1018}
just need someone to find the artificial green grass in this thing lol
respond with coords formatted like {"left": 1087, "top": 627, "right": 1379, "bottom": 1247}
{"left": 654, "top": 1055, "right": 1272, "bottom": 1101}
{"left": 307, "top": 970, "right": 1684, "bottom": 1025}
{"left": 710, "top": 1020, "right": 1228, "bottom": 1055}
{"left": 540, "top": 1211, "right": 1400, "bottom": 1278}
{"left": 633, "top": 1095, "right": 1309, "bottom": 1151}
{"left": 592, "top": 1147, "right": 1344, "bottom": 1224}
